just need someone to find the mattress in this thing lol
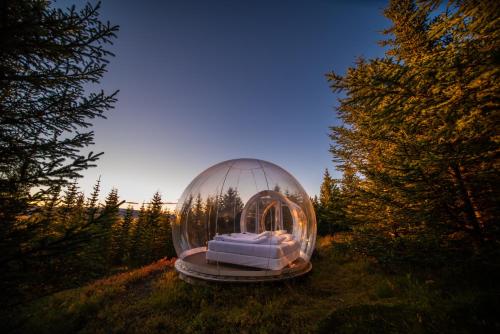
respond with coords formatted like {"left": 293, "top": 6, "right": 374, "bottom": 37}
{"left": 206, "top": 248, "right": 300, "bottom": 270}
{"left": 206, "top": 232, "right": 300, "bottom": 270}
{"left": 208, "top": 239, "right": 299, "bottom": 259}
{"left": 213, "top": 231, "right": 290, "bottom": 245}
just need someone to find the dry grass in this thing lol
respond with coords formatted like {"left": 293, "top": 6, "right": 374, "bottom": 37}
{"left": 4, "top": 234, "right": 498, "bottom": 333}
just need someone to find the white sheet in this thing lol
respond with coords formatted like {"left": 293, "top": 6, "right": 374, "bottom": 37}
{"left": 213, "top": 232, "right": 287, "bottom": 245}
{"left": 206, "top": 231, "right": 300, "bottom": 269}
{"left": 208, "top": 239, "right": 299, "bottom": 259}
{"left": 206, "top": 249, "right": 300, "bottom": 270}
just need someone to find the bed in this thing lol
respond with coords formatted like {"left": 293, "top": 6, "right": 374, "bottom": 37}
{"left": 206, "top": 231, "right": 300, "bottom": 270}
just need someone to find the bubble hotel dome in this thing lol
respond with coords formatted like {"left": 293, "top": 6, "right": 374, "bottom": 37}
{"left": 173, "top": 158, "right": 317, "bottom": 282}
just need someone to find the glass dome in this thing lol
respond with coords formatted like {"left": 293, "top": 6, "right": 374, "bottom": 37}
{"left": 173, "top": 158, "right": 317, "bottom": 282}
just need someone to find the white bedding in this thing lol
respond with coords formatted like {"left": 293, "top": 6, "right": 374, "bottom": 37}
{"left": 208, "top": 239, "right": 299, "bottom": 259}
{"left": 213, "top": 232, "right": 290, "bottom": 245}
{"left": 206, "top": 231, "right": 300, "bottom": 270}
{"left": 206, "top": 248, "right": 300, "bottom": 270}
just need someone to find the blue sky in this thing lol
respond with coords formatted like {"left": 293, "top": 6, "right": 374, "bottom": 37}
{"left": 57, "top": 0, "right": 389, "bottom": 206}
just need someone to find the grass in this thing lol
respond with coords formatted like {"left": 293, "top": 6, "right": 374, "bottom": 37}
{"left": 3, "top": 233, "right": 499, "bottom": 334}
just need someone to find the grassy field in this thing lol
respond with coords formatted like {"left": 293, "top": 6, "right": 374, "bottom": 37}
{"left": 3, "top": 234, "right": 499, "bottom": 334}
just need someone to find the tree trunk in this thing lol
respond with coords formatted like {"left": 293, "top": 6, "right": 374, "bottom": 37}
{"left": 449, "top": 163, "right": 483, "bottom": 244}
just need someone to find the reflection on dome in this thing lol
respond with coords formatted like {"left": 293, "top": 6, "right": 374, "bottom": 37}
{"left": 173, "top": 158, "right": 317, "bottom": 283}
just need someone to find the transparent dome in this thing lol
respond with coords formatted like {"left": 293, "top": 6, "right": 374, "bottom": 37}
{"left": 173, "top": 158, "right": 317, "bottom": 282}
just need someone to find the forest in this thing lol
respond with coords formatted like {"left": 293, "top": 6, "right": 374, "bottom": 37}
{"left": 0, "top": 0, "right": 499, "bottom": 333}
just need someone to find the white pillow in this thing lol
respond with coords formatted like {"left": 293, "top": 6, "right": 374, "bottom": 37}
{"left": 258, "top": 231, "right": 272, "bottom": 238}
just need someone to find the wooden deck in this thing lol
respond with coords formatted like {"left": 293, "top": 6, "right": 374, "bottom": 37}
{"left": 175, "top": 249, "right": 312, "bottom": 283}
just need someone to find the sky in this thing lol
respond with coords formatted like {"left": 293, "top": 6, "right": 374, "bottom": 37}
{"left": 56, "top": 0, "right": 389, "bottom": 207}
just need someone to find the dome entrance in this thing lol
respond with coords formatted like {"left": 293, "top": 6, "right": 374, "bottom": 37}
{"left": 173, "top": 158, "right": 317, "bottom": 283}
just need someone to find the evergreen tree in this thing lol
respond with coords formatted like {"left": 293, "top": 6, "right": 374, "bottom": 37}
{"left": 86, "top": 177, "right": 102, "bottom": 222}
{"left": 61, "top": 181, "right": 79, "bottom": 224}
{"left": 43, "top": 185, "right": 62, "bottom": 224}
{"left": 0, "top": 0, "right": 119, "bottom": 286}
{"left": 162, "top": 208, "right": 176, "bottom": 259}
{"left": 191, "top": 194, "right": 205, "bottom": 246}
{"left": 339, "top": 164, "right": 362, "bottom": 225}
{"left": 130, "top": 203, "right": 147, "bottom": 265}
{"left": 312, "top": 195, "right": 320, "bottom": 213}
{"left": 143, "top": 191, "right": 176, "bottom": 261}
{"left": 148, "top": 191, "right": 163, "bottom": 262}
{"left": 103, "top": 188, "right": 120, "bottom": 264}
{"left": 62, "top": 182, "right": 79, "bottom": 210}
{"left": 328, "top": 0, "right": 499, "bottom": 244}
{"left": 318, "top": 169, "right": 346, "bottom": 235}
{"left": 74, "top": 192, "right": 86, "bottom": 223}
{"left": 205, "top": 195, "right": 217, "bottom": 242}
{"left": 103, "top": 188, "right": 120, "bottom": 223}
{"left": 117, "top": 205, "right": 134, "bottom": 264}
{"left": 311, "top": 195, "right": 321, "bottom": 230}
{"left": 218, "top": 187, "right": 244, "bottom": 234}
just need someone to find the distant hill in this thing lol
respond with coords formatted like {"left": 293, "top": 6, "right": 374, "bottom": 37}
{"left": 118, "top": 207, "right": 138, "bottom": 218}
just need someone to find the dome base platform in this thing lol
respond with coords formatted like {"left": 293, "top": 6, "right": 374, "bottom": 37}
{"left": 175, "top": 250, "right": 312, "bottom": 283}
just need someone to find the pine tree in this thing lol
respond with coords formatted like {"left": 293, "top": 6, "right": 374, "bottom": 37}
{"left": 86, "top": 177, "right": 102, "bottom": 222}
{"left": 43, "top": 185, "right": 62, "bottom": 224}
{"left": 162, "top": 208, "right": 176, "bottom": 259}
{"left": 130, "top": 203, "right": 147, "bottom": 266}
{"left": 218, "top": 187, "right": 244, "bottom": 234}
{"left": 62, "top": 182, "right": 79, "bottom": 209}
{"left": 312, "top": 195, "right": 320, "bottom": 212}
{"left": 328, "top": 0, "right": 499, "bottom": 244}
{"left": 319, "top": 169, "right": 335, "bottom": 209}
{"left": 0, "top": 1, "right": 119, "bottom": 286}
{"left": 191, "top": 194, "right": 205, "bottom": 246}
{"left": 139, "top": 191, "right": 177, "bottom": 261}
{"left": 61, "top": 181, "right": 79, "bottom": 224}
{"left": 339, "top": 164, "right": 361, "bottom": 225}
{"left": 74, "top": 187, "right": 122, "bottom": 276}
{"left": 103, "top": 188, "right": 120, "bottom": 265}
{"left": 311, "top": 195, "right": 321, "bottom": 230}
{"left": 72, "top": 191, "right": 87, "bottom": 228}
{"left": 318, "top": 169, "right": 346, "bottom": 235}
{"left": 205, "top": 195, "right": 217, "bottom": 242}
{"left": 118, "top": 205, "right": 134, "bottom": 264}
{"left": 148, "top": 191, "right": 163, "bottom": 261}
{"left": 103, "top": 188, "right": 120, "bottom": 222}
